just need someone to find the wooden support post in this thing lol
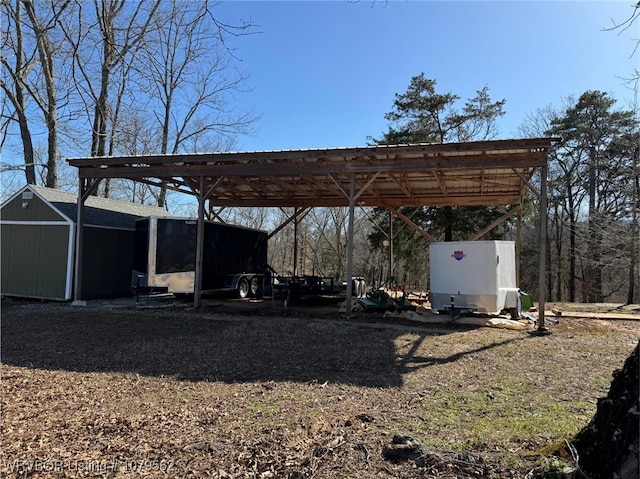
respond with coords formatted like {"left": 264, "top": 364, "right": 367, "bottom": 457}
{"left": 388, "top": 209, "right": 394, "bottom": 283}
{"left": 516, "top": 207, "right": 523, "bottom": 287}
{"left": 194, "top": 176, "right": 205, "bottom": 309}
{"left": 345, "top": 174, "right": 356, "bottom": 315}
{"left": 72, "top": 178, "right": 98, "bottom": 305}
{"left": 537, "top": 164, "right": 548, "bottom": 332}
{"left": 293, "top": 207, "right": 298, "bottom": 277}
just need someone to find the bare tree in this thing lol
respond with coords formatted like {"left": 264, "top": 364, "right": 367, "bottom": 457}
{"left": 136, "top": 0, "right": 256, "bottom": 206}
{"left": 1, "top": 0, "right": 37, "bottom": 184}
{"left": 604, "top": 2, "right": 640, "bottom": 57}
{"left": 21, "top": 0, "right": 73, "bottom": 188}
{"left": 61, "top": 0, "right": 160, "bottom": 196}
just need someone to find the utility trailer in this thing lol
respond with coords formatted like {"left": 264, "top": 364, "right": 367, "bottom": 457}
{"left": 272, "top": 275, "right": 340, "bottom": 301}
{"left": 271, "top": 275, "right": 367, "bottom": 302}
{"left": 429, "top": 240, "right": 522, "bottom": 317}
{"left": 132, "top": 217, "right": 268, "bottom": 298}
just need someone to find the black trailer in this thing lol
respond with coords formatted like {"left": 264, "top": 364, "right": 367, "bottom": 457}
{"left": 132, "top": 217, "right": 269, "bottom": 298}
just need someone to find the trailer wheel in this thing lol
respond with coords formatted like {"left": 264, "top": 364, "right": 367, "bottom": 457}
{"left": 238, "top": 277, "right": 250, "bottom": 299}
{"left": 509, "top": 294, "right": 522, "bottom": 320}
{"left": 250, "top": 277, "right": 261, "bottom": 298}
{"left": 358, "top": 279, "right": 366, "bottom": 298}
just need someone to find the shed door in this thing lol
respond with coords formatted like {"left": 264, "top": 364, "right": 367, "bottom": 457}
{"left": 1, "top": 223, "right": 72, "bottom": 300}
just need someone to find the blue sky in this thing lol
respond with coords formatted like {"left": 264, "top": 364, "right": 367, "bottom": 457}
{"left": 215, "top": 0, "right": 639, "bottom": 151}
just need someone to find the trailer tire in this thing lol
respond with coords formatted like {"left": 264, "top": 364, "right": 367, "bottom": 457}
{"left": 238, "top": 277, "right": 250, "bottom": 299}
{"left": 250, "top": 277, "right": 261, "bottom": 298}
{"left": 509, "top": 294, "right": 522, "bottom": 320}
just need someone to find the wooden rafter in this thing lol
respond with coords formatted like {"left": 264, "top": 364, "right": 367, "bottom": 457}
{"left": 388, "top": 172, "right": 414, "bottom": 198}
{"left": 433, "top": 170, "right": 448, "bottom": 197}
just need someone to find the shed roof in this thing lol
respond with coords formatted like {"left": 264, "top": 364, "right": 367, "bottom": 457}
{"left": 68, "top": 138, "right": 556, "bottom": 208}
{"left": 27, "top": 185, "right": 169, "bottom": 229}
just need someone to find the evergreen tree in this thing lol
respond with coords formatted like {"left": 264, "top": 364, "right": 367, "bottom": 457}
{"left": 548, "top": 91, "right": 637, "bottom": 302}
{"left": 368, "top": 74, "right": 508, "bottom": 284}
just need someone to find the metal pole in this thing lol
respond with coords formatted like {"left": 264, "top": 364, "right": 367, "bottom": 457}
{"left": 537, "top": 164, "right": 548, "bottom": 332}
{"left": 293, "top": 207, "right": 298, "bottom": 276}
{"left": 345, "top": 174, "right": 356, "bottom": 315}
{"left": 72, "top": 178, "right": 87, "bottom": 305}
{"left": 194, "top": 176, "right": 205, "bottom": 309}
{"left": 516, "top": 206, "right": 522, "bottom": 287}
{"left": 73, "top": 178, "right": 97, "bottom": 305}
{"left": 388, "top": 209, "right": 394, "bottom": 283}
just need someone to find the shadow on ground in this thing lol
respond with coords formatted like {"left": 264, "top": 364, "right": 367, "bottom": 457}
{"left": 1, "top": 300, "right": 523, "bottom": 388}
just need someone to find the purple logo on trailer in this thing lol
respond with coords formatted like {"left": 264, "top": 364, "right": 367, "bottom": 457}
{"left": 452, "top": 250, "right": 465, "bottom": 261}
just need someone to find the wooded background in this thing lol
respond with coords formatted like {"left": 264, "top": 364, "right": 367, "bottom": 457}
{"left": 2, "top": 0, "right": 638, "bottom": 304}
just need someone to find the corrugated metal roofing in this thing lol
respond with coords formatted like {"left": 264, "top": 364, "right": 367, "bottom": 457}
{"left": 68, "top": 138, "right": 557, "bottom": 208}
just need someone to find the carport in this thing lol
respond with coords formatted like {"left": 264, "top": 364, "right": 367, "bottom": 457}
{"left": 68, "top": 138, "right": 556, "bottom": 330}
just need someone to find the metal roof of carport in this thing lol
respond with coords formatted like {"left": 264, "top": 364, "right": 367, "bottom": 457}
{"left": 68, "top": 137, "right": 556, "bottom": 331}
{"left": 68, "top": 138, "right": 555, "bottom": 208}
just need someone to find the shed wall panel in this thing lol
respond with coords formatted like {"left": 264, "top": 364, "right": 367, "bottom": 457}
{"left": 1, "top": 193, "right": 67, "bottom": 222}
{"left": 1, "top": 224, "right": 70, "bottom": 299}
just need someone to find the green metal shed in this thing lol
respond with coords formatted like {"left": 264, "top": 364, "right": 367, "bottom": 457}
{"left": 1, "top": 185, "right": 170, "bottom": 300}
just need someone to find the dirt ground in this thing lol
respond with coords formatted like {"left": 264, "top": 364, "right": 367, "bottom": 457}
{"left": 1, "top": 296, "right": 638, "bottom": 478}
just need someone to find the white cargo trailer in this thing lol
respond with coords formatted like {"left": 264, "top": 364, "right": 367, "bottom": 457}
{"left": 429, "top": 240, "right": 520, "bottom": 316}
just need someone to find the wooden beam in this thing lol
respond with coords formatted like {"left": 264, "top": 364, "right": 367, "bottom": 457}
{"left": 268, "top": 208, "right": 311, "bottom": 239}
{"left": 433, "top": 170, "right": 448, "bottom": 197}
{"left": 388, "top": 172, "right": 414, "bottom": 198}
{"left": 384, "top": 204, "right": 439, "bottom": 242}
{"left": 208, "top": 205, "right": 226, "bottom": 222}
{"left": 513, "top": 167, "right": 540, "bottom": 200}
{"left": 189, "top": 194, "right": 523, "bottom": 209}
{"left": 355, "top": 172, "right": 381, "bottom": 201}
{"left": 467, "top": 206, "right": 520, "bottom": 241}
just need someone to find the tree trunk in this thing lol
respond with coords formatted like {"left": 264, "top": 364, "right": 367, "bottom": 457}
{"left": 24, "top": 0, "right": 60, "bottom": 188}
{"left": 443, "top": 206, "right": 453, "bottom": 241}
{"left": 629, "top": 236, "right": 638, "bottom": 304}
{"left": 45, "top": 121, "right": 58, "bottom": 188}
{"left": 573, "top": 342, "right": 639, "bottom": 479}
{"left": 628, "top": 146, "right": 639, "bottom": 304}
{"left": 587, "top": 146, "right": 603, "bottom": 302}
{"left": 554, "top": 215, "right": 562, "bottom": 301}
{"left": 8, "top": 0, "right": 37, "bottom": 185}
{"left": 17, "top": 111, "right": 37, "bottom": 185}
{"left": 568, "top": 210, "right": 576, "bottom": 302}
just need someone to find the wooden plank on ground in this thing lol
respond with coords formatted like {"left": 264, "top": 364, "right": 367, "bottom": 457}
{"left": 545, "top": 311, "right": 639, "bottom": 321}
